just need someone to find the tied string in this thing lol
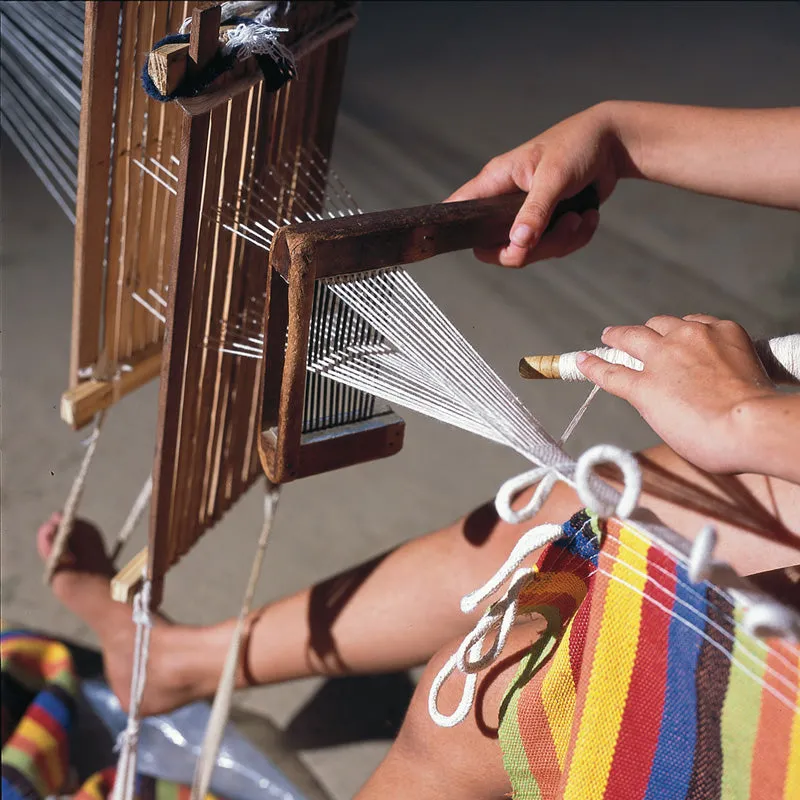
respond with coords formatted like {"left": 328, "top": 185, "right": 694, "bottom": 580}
{"left": 112, "top": 577, "right": 153, "bottom": 800}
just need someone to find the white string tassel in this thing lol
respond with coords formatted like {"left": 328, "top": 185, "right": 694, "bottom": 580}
{"left": 44, "top": 409, "right": 107, "bottom": 583}
{"left": 689, "top": 525, "right": 800, "bottom": 643}
{"left": 191, "top": 480, "right": 281, "bottom": 800}
{"left": 222, "top": 21, "right": 294, "bottom": 69}
{"left": 112, "top": 577, "right": 153, "bottom": 800}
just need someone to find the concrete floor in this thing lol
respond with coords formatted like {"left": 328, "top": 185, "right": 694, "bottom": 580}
{"left": 2, "top": 2, "right": 799, "bottom": 797}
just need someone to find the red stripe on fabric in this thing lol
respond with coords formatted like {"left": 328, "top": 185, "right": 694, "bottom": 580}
{"left": 749, "top": 646, "right": 797, "bottom": 799}
{"left": 26, "top": 702, "right": 68, "bottom": 743}
{"left": 556, "top": 527, "right": 619, "bottom": 794}
{"left": 603, "top": 541, "right": 675, "bottom": 798}
{"left": 3, "top": 649, "right": 72, "bottom": 685}
{"left": 26, "top": 702, "right": 69, "bottom": 783}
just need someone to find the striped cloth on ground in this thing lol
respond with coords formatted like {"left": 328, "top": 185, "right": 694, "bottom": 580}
{"left": 498, "top": 510, "right": 800, "bottom": 799}
{"left": 1, "top": 627, "right": 225, "bottom": 800}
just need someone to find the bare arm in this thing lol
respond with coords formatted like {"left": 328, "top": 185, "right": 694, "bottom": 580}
{"left": 449, "top": 101, "right": 800, "bottom": 267}
{"left": 615, "top": 103, "right": 800, "bottom": 210}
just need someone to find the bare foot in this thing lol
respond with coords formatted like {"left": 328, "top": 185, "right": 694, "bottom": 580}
{"left": 39, "top": 513, "right": 218, "bottom": 716}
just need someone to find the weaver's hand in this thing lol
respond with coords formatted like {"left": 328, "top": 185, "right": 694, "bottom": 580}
{"left": 446, "top": 103, "right": 624, "bottom": 267}
{"left": 576, "top": 315, "right": 783, "bottom": 475}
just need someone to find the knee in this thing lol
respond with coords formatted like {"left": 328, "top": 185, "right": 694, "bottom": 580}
{"left": 389, "top": 626, "right": 542, "bottom": 795}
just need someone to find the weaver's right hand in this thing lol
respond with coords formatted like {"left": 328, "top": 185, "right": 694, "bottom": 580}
{"left": 446, "top": 102, "right": 628, "bottom": 268}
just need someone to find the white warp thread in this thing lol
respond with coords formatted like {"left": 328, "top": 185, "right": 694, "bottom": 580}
{"left": 191, "top": 481, "right": 281, "bottom": 800}
{"left": 689, "top": 526, "right": 800, "bottom": 643}
{"left": 112, "top": 578, "right": 153, "bottom": 800}
{"left": 554, "top": 334, "right": 800, "bottom": 385}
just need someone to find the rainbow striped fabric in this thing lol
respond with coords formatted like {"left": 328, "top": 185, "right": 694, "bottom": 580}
{"left": 1, "top": 627, "right": 224, "bottom": 800}
{"left": 499, "top": 510, "right": 800, "bottom": 799}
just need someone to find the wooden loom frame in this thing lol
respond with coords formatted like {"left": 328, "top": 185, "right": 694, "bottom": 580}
{"left": 64, "top": 1, "right": 208, "bottom": 430}
{"left": 259, "top": 186, "right": 599, "bottom": 483}
{"left": 108, "top": 1, "right": 362, "bottom": 606}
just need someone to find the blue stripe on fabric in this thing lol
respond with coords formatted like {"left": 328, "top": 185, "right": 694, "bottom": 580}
{"left": 644, "top": 563, "right": 707, "bottom": 799}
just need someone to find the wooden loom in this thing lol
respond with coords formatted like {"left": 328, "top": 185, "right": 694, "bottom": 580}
{"left": 32, "top": 0, "right": 368, "bottom": 605}
{"left": 107, "top": 0, "right": 601, "bottom": 603}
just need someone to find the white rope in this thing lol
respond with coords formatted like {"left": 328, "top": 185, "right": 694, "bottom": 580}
{"left": 110, "top": 475, "right": 154, "bottom": 563}
{"left": 551, "top": 334, "right": 800, "bottom": 385}
{"left": 428, "top": 445, "right": 643, "bottom": 727}
{"left": 191, "top": 480, "right": 281, "bottom": 800}
{"left": 44, "top": 409, "right": 107, "bottom": 583}
{"left": 112, "top": 577, "right": 153, "bottom": 800}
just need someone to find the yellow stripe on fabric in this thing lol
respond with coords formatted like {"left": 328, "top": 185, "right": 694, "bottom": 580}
{"left": 720, "top": 609, "right": 767, "bottom": 800}
{"left": 561, "top": 525, "right": 649, "bottom": 800}
{"left": 785, "top": 653, "right": 800, "bottom": 800}
{"left": 542, "top": 612, "right": 579, "bottom": 769}
{"left": 518, "top": 572, "right": 588, "bottom": 611}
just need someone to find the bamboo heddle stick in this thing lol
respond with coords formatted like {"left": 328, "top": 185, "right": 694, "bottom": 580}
{"left": 520, "top": 334, "right": 800, "bottom": 386}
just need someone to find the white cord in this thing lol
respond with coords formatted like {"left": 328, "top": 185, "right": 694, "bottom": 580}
{"left": 112, "top": 577, "right": 153, "bottom": 800}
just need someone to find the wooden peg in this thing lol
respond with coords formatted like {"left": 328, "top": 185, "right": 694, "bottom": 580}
{"left": 111, "top": 547, "right": 148, "bottom": 604}
{"left": 519, "top": 355, "right": 561, "bottom": 380}
{"left": 147, "top": 41, "right": 190, "bottom": 96}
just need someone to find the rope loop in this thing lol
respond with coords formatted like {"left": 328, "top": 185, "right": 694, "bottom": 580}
{"left": 574, "top": 444, "right": 642, "bottom": 519}
{"left": 494, "top": 466, "right": 557, "bottom": 525}
{"left": 429, "top": 521, "right": 563, "bottom": 728}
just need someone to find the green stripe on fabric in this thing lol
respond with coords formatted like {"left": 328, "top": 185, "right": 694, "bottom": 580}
{"left": 720, "top": 609, "right": 768, "bottom": 800}
{"left": 498, "top": 606, "right": 562, "bottom": 800}
{"left": 155, "top": 778, "right": 181, "bottom": 800}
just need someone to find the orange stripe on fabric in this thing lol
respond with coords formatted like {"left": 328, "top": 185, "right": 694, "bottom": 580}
{"left": 512, "top": 608, "right": 568, "bottom": 799}
{"left": 518, "top": 571, "right": 589, "bottom": 610}
{"left": 561, "top": 522, "right": 650, "bottom": 800}
{"left": 750, "top": 644, "right": 800, "bottom": 799}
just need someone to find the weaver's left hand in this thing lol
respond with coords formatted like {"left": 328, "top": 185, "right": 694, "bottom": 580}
{"left": 576, "top": 315, "right": 779, "bottom": 474}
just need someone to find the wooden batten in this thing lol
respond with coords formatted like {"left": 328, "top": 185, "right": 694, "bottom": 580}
{"left": 111, "top": 547, "right": 148, "bottom": 604}
{"left": 148, "top": 5, "right": 221, "bottom": 596}
{"left": 147, "top": 41, "right": 190, "bottom": 96}
{"left": 70, "top": 1, "right": 122, "bottom": 387}
{"left": 60, "top": 350, "right": 161, "bottom": 430}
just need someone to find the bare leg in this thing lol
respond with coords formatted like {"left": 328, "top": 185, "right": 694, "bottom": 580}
{"left": 39, "top": 445, "right": 800, "bottom": 716}
{"left": 355, "top": 622, "right": 544, "bottom": 799}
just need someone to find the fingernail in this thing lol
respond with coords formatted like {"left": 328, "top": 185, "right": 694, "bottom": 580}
{"left": 576, "top": 352, "right": 588, "bottom": 365}
{"left": 510, "top": 224, "right": 534, "bottom": 247}
{"left": 602, "top": 326, "right": 611, "bottom": 335}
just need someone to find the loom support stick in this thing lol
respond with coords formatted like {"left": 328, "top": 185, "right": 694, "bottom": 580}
{"left": 519, "top": 334, "right": 800, "bottom": 386}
